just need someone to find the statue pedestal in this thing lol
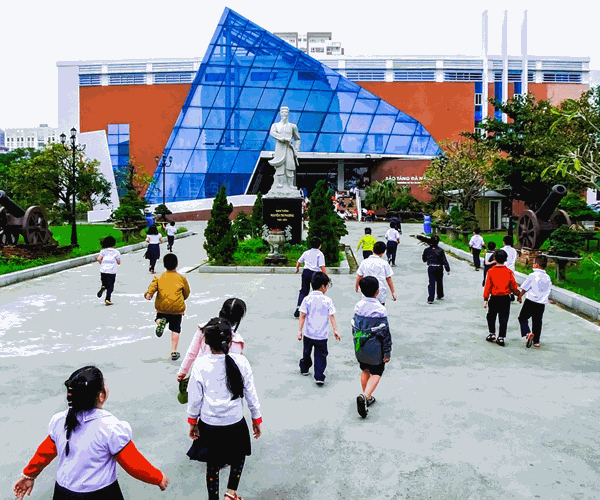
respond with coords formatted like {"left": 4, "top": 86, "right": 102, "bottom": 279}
{"left": 263, "top": 198, "right": 302, "bottom": 244}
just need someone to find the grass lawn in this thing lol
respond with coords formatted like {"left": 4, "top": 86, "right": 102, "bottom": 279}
{"left": 0, "top": 224, "right": 187, "bottom": 276}
{"left": 208, "top": 238, "right": 344, "bottom": 267}
{"left": 438, "top": 232, "right": 600, "bottom": 303}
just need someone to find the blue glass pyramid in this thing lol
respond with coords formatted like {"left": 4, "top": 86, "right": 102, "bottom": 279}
{"left": 146, "top": 8, "right": 439, "bottom": 203}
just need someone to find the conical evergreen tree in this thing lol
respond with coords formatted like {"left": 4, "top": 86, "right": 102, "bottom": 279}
{"left": 203, "top": 185, "right": 238, "bottom": 264}
{"left": 307, "top": 180, "right": 348, "bottom": 265}
{"left": 250, "top": 192, "right": 264, "bottom": 238}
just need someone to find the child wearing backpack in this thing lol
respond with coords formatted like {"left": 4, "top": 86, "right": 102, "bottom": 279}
{"left": 352, "top": 276, "right": 392, "bottom": 419}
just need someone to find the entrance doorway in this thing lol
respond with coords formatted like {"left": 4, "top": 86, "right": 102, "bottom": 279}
{"left": 490, "top": 200, "right": 501, "bottom": 230}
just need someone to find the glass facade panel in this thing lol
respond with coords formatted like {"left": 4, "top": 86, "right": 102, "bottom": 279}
{"left": 108, "top": 124, "right": 130, "bottom": 196}
{"left": 321, "top": 113, "right": 349, "bottom": 133}
{"left": 147, "top": 7, "right": 439, "bottom": 202}
{"left": 346, "top": 114, "right": 373, "bottom": 134}
{"left": 340, "top": 134, "right": 366, "bottom": 153}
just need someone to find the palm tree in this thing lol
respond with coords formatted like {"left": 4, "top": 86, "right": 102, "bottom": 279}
{"left": 364, "top": 179, "right": 401, "bottom": 210}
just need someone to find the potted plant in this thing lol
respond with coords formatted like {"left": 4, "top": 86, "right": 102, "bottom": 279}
{"left": 153, "top": 203, "right": 172, "bottom": 223}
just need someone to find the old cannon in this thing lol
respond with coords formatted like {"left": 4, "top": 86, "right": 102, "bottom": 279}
{"left": 0, "top": 190, "right": 55, "bottom": 246}
{"left": 517, "top": 184, "right": 571, "bottom": 249}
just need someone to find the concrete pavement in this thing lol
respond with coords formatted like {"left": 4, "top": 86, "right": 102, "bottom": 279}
{"left": 1, "top": 221, "right": 599, "bottom": 499}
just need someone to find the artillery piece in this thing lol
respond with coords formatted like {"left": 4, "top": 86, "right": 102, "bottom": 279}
{"left": 0, "top": 190, "right": 55, "bottom": 246}
{"left": 517, "top": 184, "right": 571, "bottom": 249}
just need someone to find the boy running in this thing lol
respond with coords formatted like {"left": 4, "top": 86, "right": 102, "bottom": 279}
{"left": 356, "top": 227, "right": 377, "bottom": 260}
{"left": 144, "top": 253, "right": 190, "bottom": 361}
{"left": 469, "top": 228, "right": 485, "bottom": 271}
{"left": 294, "top": 237, "right": 327, "bottom": 318}
{"left": 96, "top": 236, "right": 121, "bottom": 306}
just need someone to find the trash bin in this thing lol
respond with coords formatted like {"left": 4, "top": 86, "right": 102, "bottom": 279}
{"left": 423, "top": 215, "right": 432, "bottom": 235}
{"left": 144, "top": 212, "right": 154, "bottom": 228}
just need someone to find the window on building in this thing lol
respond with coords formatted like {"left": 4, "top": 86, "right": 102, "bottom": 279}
{"left": 444, "top": 71, "right": 483, "bottom": 82}
{"left": 542, "top": 72, "right": 581, "bottom": 83}
{"left": 345, "top": 70, "right": 385, "bottom": 81}
{"left": 393, "top": 70, "right": 435, "bottom": 82}
{"left": 107, "top": 124, "right": 130, "bottom": 196}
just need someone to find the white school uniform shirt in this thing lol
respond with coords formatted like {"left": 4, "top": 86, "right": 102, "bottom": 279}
{"left": 147, "top": 234, "right": 162, "bottom": 244}
{"left": 357, "top": 255, "right": 394, "bottom": 304}
{"left": 354, "top": 297, "right": 387, "bottom": 318}
{"left": 521, "top": 268, "right": 552, "bottom": 304}
{"left": 98, "top": 248, "right": 121, "bottom": 274}
{"left": 187, "top": 352, "right": 261, "bottom": 426}
{"left": 501, "top": 245, "right": 518, "bottom": 272}
{"left": 166, "top": 226, "right": 176, "bottom": 237}
{"left": 299, "top": 290, "right": 336, "bottom": 340}
{"left": 469, "top": 234, "right": 485, "bottom": 250}
{"left": 385, "top": 228, "right": 400, "bottom": 243}
{"left": 298, "top": 248, "right": 325, "bottom": 272}
{"left": 48, "top": 409, "right": 132, "bottom": 493}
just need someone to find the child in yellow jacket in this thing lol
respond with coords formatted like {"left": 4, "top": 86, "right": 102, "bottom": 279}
{"left": 144, "top": 253, "right": 190, "bottom": 361}
{"left": 357, "top": 227, "right": 377, "bottom": 260}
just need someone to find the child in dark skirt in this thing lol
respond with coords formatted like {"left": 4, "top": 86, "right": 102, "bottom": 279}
{"left": 145, "top": 225, "right": 164, "bottom": 274}
{"left": 187, "top": 317, "right": 262, "bottom": 500}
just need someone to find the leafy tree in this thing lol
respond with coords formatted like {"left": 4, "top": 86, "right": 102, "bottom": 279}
{"left": 307, "top": 180, "right": 347, "bottom": 266}
{"left": 154, "top": 204, "right": 172, "bottom": 222}
{"left": 388, "top": 186, "right": 424, "bottom": 212}
{"left": 204, "top": 185, "right": 238, "bottom": 264}
{"left": 558, "top": 193, "right": 598, "bottom": 221}
{"left": 250, "top": 192, "right": 264, "bottom": 237}
{"left": 422, "top": 139, "right": 501, "bottom": 213}
{"left": 544, "top": 88, "right": 600, "bottom": 190}
{"left": 8, "top": 143, "right": 111, "bottom": 222}
{"left": 364, "top": 179, "right": 401, "bottom": 211}
{"left": 466, "top": 94, "right": 587, "bottom": 210}
{"left": 0, "top": 148, "right": 39, "bottom": 198}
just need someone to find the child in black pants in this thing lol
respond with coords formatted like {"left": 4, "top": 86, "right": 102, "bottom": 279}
{"left": 518, "top": 255, "right": 552, "bottom": 348}
{"left": 421, "top": 235, "right": 450, "bottom": 304}
{"left": 483, "top": 250, "right": 522, "bottom": 347}
{"left": 96, "top": 236, "right": 121, "bottom": 306}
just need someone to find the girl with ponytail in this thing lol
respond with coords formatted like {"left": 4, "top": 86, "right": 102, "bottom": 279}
{"left": 177, "top": 298, "right": 247, "bottom": 382}
{"left": 13, "top": 366, "right": 169, "bottom": 499}
{"left": 186, "top": 317, "right": 262, "bottom": 500}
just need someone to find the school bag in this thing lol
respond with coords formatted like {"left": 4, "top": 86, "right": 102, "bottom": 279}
{"left": 351, "top": 315, "right": 391, "bottom": 365}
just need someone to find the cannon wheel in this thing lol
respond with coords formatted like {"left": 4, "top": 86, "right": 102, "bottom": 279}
{"left": 0, "top": 207, "right": 18, "bottom": 246}
{"left": 517, "top": 210, "right": 540, "bottom": 248}
{"left": 22, "top": 206, "right": 50, "bottom": 245}
{"left": 550, "top": 209, "right": 571, "bottom": 230}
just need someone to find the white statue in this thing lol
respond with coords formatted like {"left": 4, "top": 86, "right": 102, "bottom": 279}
{"left": 265, "top": 106, "right": 302, "bottom": 198}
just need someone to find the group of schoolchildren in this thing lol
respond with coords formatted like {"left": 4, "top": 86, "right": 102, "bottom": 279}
{"left": 470, "top": 229, "right": 552, "bottom": 348}
{"left": 13, "top": 222, "right": 554, "bottom": 500}
{"left": 16, "top": 251, "right": 261, "bottom": 500}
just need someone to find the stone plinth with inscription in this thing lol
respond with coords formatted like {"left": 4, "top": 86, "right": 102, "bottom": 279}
{"left": 263, "top": 198, "right": 302, "bottom": 244}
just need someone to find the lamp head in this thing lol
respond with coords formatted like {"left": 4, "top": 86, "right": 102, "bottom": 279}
{"left": 155, "top": 156, "right": 160, "bottom": 164}
{"left": 70, "top": 127, "right": 77, "bottom": 139}
{"left": 60, "top": 133, "right": 66, "bottom": 145}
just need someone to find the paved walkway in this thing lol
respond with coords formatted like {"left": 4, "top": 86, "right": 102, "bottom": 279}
{"left": 1, "top": 221, "right": 599, "bottom": 499}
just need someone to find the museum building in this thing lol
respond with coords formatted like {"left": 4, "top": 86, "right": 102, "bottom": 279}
{"left": 56, "top": 8, "right": 590, "bottom": 217}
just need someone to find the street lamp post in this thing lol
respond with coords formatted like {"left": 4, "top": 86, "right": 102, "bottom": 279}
{"left": 155, "top": 154, "right": 173, "bottom": 207}
{"left": 60, "top": 127, "right": 85, "bottom": 247}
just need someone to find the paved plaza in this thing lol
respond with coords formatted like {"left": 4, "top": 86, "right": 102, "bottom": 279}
{"left": 1, "top": 221, "right": 600, "bottom": 499}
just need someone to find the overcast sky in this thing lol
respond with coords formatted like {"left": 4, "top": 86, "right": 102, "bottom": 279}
{"left": 1, "top": 0, "right": 598, "bottom": 129}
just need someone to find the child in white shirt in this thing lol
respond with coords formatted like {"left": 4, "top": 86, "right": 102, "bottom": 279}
{"left": 186, "top": 318, "right": 261, "bottom": 500}
{"left": 298, "top": 272, "right": 340, "bottom": 385}
{"left": 469, "top": 228, "right": 485, "bottom": 271}
{"left": 518, "top": 254, "right": 552, "bottom": 348}
{"left": 164, "top": 221, "right": 176, "bottom": 252}
{"left": 294, "top": 236, "right": 327, "bottom": 317}
{"left": 96, "top": 236, "right": 121, "bottom": 306}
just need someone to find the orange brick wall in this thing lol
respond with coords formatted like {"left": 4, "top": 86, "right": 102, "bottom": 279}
{"left": 80, "top": 84, "right": 191, "bottom": 180}
{"left": 358, "top": 82, "right": 475, "bottom": 144}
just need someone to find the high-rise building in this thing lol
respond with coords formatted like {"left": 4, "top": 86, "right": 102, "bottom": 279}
{"left": 4, "top": 124, "right": 59, "bottom": 151}
{"left": 274, "top": 32, "right": 344, "bottom": 56}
